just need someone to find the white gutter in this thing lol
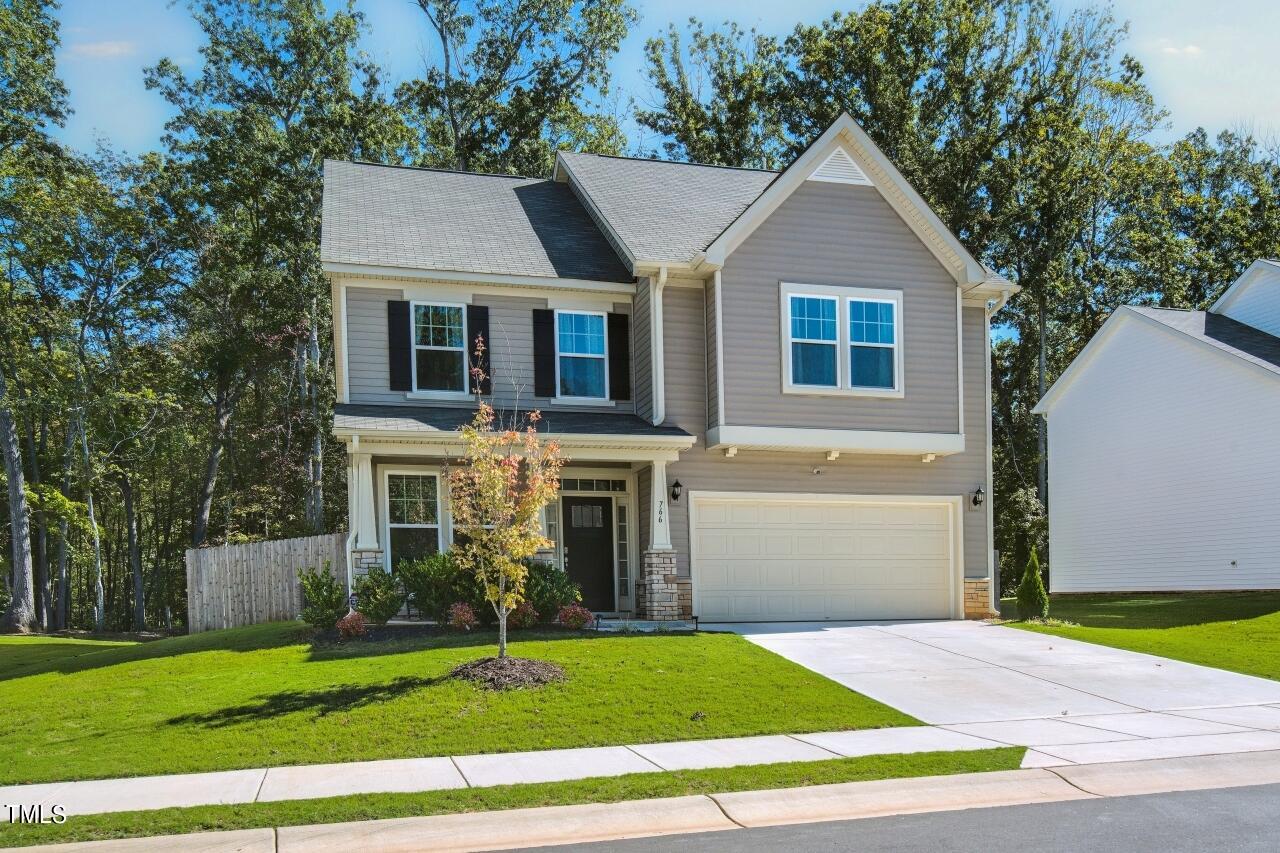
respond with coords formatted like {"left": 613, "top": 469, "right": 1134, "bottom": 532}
{"left": 651, "top": 267, "right": 668, "bottom": 426}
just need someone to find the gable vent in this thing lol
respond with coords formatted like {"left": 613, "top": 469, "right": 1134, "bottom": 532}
{"left": 808, "top": 147, "right": 872, "bottom": 186}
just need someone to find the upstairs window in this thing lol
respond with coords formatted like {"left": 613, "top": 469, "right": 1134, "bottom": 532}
{"left": 412, "top": 303, "right": 466, "bottom": 393}
{"left": 782, "top": 284, "right": 904, "bottom": 396}
{"left": 555, "top": 310, "right": 608, "bottom": 399}
{"left": 788, "top": 295, "right": 839, "bottom": 387}
{"left": 849, "top": 299, "right": 896, "bottom": 389}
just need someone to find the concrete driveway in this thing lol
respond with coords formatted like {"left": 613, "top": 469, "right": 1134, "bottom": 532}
{"left": 704, "top": 620, "right": 1280, "bottom": 766}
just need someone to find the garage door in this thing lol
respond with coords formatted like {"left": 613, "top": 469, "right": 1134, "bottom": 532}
{"left": 692, "top": 495, "right": 956, "bottom": 621}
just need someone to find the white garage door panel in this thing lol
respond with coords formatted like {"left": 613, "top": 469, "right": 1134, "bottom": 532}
{"left": 694, "top": 496, "right": 955, "bottom": 621}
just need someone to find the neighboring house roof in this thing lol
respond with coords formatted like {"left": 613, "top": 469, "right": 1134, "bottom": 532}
{"left": 1033, "top": 305, "right": 1280, "bottom": 415}
{"left": 555, "top": 152, "right": 778, "bottom": 267}
{"left": 332, "top": 403, "right": 692, "bottom": 439}
{"left": 1210, "top": 258, "right": 1280, "bottom": 314}
{"left": 1130, "top": 307, "right": 1280, "bottom": 377}
{"left": 320, "top": 160, "right": 633, "bottom": 283}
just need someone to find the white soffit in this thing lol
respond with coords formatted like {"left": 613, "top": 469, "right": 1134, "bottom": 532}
{"left": 807, "top": 146, "right": 872, "bottom": 186}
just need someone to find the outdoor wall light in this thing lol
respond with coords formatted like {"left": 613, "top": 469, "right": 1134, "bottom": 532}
{"left": 670, "top": 480, "right": 683, "bottom": 502}
{"left": 972, "top": 486, "right": 986, "bottom": 508}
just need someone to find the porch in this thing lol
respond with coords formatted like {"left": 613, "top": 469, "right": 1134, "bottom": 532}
{"left": 334, "top": 403, "right": 697, "bottom": 619}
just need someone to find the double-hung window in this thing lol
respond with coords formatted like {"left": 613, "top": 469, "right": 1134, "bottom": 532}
{"left": 848, "top": 299, "right": 896, "bottom": 389}
{"left": 385, "top": 472, "right": 441, "bottom": 571}
{"left": 788, "top": 295, "right": 839, "bottom": 387}
{"left": 412, "top": 303, "right": 466, "bottom": 393}
{"left": 782, "top": 284, "right": 903, "bottom": 396}
{"left": 555, "top": 310, "right": 608, "bottom": 399}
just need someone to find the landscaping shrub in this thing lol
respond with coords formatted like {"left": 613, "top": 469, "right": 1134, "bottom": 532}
{"left": 508, "top": 601, "right": 539, "bottom": 629}
{"left": 298, "top": 564, "right": 346, "bottom": 631}
{"left": 525, "top": 560, "right": 581, "bottom": 618}
{"left": 557, "top": 603, "right": 595, "bottom": 630}
{"left": 399, "top": 551, "right": 491, "bottom": 624}
{"left": 336, "top": 611, "right": 368, "bottom": 640}
{"left": 353, "top": 565, "right": 404, "bottom": 626}
{"left": 1016, "top": 547, "right": 1050, "bottom": 621}
{"left": 447, "top": 602, "right": 479, "bottom": 631}
{"left": 0, "top": 582, "right": 10, "bottom": 619}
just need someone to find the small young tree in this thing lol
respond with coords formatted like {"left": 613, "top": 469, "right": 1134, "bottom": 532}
{"left": 1016, "top": 546, "right": 1050, "bottom": 621}
{"left": 448, "top": 346, "right": 563, "bottom": 658}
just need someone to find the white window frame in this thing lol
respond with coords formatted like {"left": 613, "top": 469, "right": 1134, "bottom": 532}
{"left": 408, "top": 301, "right": 470, "bottom": 400}
{"left": 553, "top": 308, "right": 611, "bottom": 404}
{"left": 847, "top": 295, "right": 900, "bottom": 393}
{"left": 780, "top": 282, "right": 905, "bottom": 398}
{"left": 783, "top": 292, "right": 840, "bottom": 390}
{"left": 381, "top": 467, "right": 446, "bottom": 572}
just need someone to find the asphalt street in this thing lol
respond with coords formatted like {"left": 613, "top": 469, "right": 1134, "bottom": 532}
{"left": 536, "top": 782, "right": 1280, "bottom": 852}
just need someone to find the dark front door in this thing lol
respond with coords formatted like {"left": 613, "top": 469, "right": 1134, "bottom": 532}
{"left": 562, "top": 497, "right": 615, "bottom": 611}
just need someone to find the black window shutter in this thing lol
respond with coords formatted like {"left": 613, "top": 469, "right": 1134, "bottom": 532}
{"left": 387, "top": 300, "right": 412, "bottom": 391}
{"left": 466, "top": 305, "right": 492, "bottom": 395}
{"left": 532, "top": 309, "right": 556, "bottom": 397}
{"left": 608, "top": 312, "right": 631, "bottom": 401}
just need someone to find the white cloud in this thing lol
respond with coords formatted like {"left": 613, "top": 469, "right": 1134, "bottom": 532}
{"left": 65, "top": 40, "right": 137, "bottom": 60}
{"left": 1160, "top": 43, "right": 1203, "bottom": 56}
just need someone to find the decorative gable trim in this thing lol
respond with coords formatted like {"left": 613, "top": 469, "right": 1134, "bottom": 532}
{"left": 807, "top": 146, "right": 872, "bottom": 186}
{"left": 702, "top": 113, "right": 987, "bottom": 288}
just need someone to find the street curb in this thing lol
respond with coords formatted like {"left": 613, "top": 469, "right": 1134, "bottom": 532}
{"left": 12, "top": 750, "right": 1280, "bottom": 852}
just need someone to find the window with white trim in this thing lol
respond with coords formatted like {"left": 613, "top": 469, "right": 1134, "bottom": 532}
{"left": 385, "top": 473, "right": 441, "bottom": 571}
{"left": 787, "top": 295, "right": 839, "bottom": 387}
{"left": 555, "top": 310, "right": 608, "bottom": 399}
{"left": 781, "top": 283, "right": 904, "bottom": 396}
{"left": 412, "top": 303, "right": 466, "bottom": 393}
{"left": 848, "top": 299, "right": 896, "bottom": 389}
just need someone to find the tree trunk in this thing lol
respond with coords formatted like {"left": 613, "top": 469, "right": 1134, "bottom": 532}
{"left": 1036, "top": 288, "right": 1048, "bottom": 507}
{"left": 304, "top": 311, "right": 324, "bottom": 533}
{"left": 192, "top": 387, "right": 235, "bottom": 548}
{"left": 120, "top": 472, "right": 145, "bottom": 631}
{"left": 496, "top": 571, "right": 507, "bottom": 658}
{"left": 77, "top": 415, "right": 105, "bottom": 632}
{"left": 0, "top": 368, "right": 36, "bottom": 632}
{"left": 23, "top": 418, "right": 49, "bottom": 629}
{"left": 55, "top": 427, "right": 74, "bottom": 630}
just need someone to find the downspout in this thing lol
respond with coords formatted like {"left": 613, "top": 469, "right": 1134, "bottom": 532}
{"left": 344, "top": 435, "right": 358, "bottom": 599}
{"left": 651, "top": 267, "right": 668, "bottom": 426}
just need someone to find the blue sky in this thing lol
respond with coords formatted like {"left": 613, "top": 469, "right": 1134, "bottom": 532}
{"left": 53, "top": 0, "right": 1280, "bottom": 156}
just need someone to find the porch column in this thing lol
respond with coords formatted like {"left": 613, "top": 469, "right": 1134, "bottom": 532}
{"left": 649, "top": 460, "right": 672, "bottom": 549}
{"left": 350, "top": 451, "right": 378, "bottom": 550}
{"left": 640, "top": 460, "right": 682, "bottom": 620}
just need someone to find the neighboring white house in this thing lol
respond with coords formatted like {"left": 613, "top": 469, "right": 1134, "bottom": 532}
{"left": 1033, "top": 259, "right": 1280, "bottom": 593}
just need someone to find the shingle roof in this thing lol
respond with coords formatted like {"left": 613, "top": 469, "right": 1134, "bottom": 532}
{"left": 321, "top": 160, "right": 633, "bottom": 283}
{"left": 333, "top": 403, "right": 692, "bottom": 438}
{"left": 1132, "top": 307, "right": 1280, "bottom": 377}
{"left": 558, "top": 152, "right": 779, "bottom": 265}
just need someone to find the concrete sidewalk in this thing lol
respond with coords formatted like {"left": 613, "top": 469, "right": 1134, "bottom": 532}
{"left": 9, "top": 704, "right": 1280, "bottom": 817}
{"left": 0, "top": 727, "right": 1004, "bottom": 817}
{"left": 17, "top": 750, "right": 1280, "bottom": 852}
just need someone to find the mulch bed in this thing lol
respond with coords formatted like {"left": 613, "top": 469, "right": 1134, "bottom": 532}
{"left": 450, "top": 656, "right": 566, "bottom": 690}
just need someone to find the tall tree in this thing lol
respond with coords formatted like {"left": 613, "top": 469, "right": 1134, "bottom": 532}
{"left": 0, "top": 0, "right": 69, "bottom": 631}
{"left": 396, "top": 0, "right": 636, "bottom": 175}
{"left": 146, "top": 0, "right": 407, "bottom": 547}
{"left": 638, "top": 20, "right": 786, "bottom": 168}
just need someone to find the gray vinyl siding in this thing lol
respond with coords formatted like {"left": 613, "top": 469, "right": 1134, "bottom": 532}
{"left": 347, "top": 286, "right": 405, "bottom": 405}
{"left": 345, "top": 285, "right": 634, "bottom": 414}
{"left": 633, "top": 282, "right": 653, "bottom": 422}
{"left": 720, "top": 181, "right": 960, "bottom": 433}
{"left": 664, "top": 307, "right": 989, "bottom": 580}
{"left": 706, "top": 278, "right": 719, "bottom": 428}
{"left": 663, "top": 286, "right": 708, "bottom": 432}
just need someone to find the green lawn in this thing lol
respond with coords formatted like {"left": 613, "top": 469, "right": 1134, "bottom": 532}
{"left": 1008, "top": 592, "right": 1280, "bottom": 680}
{"left": 0, "top": 748, "right": 1024, "bottom": 848}
{"left": 0, "top": 622, "right": 915, "bottom": 786}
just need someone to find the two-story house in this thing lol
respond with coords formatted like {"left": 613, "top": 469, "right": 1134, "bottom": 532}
{"left": 322, "top": 114, "right": 1017, "bottom": 622}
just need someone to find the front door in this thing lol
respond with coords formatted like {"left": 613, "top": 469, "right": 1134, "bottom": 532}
{"left": 562, "top": 497, "right": 615, "bottom": 611}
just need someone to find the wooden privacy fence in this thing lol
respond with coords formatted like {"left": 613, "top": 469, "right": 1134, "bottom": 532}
{"left": 186, "top": 532, "right": 347, "bottom": 633}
